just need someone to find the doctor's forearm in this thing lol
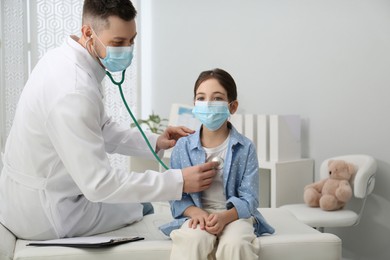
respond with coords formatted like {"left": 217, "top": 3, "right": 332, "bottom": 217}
{"left": 102, "top": 119, "right": 160, "bottom": 157}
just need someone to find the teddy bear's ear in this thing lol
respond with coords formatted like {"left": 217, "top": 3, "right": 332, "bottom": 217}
{"left": 347, "top": 163, "right": 356, "bottom": 175}
{"left": 328, "top": 160, "right": 334, "bottom": 167}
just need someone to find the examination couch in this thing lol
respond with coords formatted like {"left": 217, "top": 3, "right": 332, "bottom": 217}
{"left": 0, "top": 207, "right": 341, "bottom": 260}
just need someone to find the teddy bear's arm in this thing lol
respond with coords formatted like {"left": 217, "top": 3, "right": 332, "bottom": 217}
{"left": 335, "top": 180, "right": 353, "bottom": 202}
{"left": 304, "top": 179, "right": 327, "bottom": 192}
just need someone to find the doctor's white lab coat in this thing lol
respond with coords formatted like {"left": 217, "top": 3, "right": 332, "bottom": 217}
{"left": 0, "top": 36, "right": 183, "bottom": 240}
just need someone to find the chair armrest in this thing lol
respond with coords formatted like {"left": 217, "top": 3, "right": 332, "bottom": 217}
{"left": 0, "top": 222, "right": 16, "bottom": 260}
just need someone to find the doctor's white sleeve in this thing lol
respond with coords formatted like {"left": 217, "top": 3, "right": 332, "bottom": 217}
{"left": 101, "top": 114, "right": 162, "bottom": 159}
{"left": 45, "top": 93, "right": 183, "bottom": 203}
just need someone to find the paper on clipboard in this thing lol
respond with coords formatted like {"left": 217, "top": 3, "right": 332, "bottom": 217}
{"left": 26, "top": 236, "right": 144, "bottom": 248}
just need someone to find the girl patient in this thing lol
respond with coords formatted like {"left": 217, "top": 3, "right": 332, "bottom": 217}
{"left": 160, "top": 68, "right": 274, "bottom": 260}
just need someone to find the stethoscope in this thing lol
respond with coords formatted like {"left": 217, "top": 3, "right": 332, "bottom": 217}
{"left": 107, "top": 70, "right": 224, "bottom": 172}
{"left": 208, "top": 156, "right": 224, "bottom": 170}
{"left": 106, "top": 70, "right": 170, "bottom": 170}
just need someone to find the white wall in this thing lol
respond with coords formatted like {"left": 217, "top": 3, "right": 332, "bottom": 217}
{"left": 139, "top": 0, "right": 390, "bottom": 259}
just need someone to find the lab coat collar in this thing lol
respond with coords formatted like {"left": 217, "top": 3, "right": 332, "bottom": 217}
{"left": 66, "top": 35, "right": 106, "bottom": 83}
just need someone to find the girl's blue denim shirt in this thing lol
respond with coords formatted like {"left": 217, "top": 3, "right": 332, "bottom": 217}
{"left": 159, "top": 123, "right": 275, "bottom": 237}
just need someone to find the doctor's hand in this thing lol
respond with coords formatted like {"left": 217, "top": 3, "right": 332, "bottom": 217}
{"left": 156, "top": 126, "right": 194, "bottom": 152}
{"left": 182, "top": 161, "right": 219, "bottom": 193}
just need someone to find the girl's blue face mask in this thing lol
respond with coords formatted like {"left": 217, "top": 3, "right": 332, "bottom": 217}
{"left": 92, "top": 30, "right": 134, "bottom": 72}
{"left": 192, "top": 101, "right": 231, "bottom": 131}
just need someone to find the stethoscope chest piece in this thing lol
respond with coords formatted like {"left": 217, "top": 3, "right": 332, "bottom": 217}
{"left": 208, "top": 156, "right": 224, "bottom": 170}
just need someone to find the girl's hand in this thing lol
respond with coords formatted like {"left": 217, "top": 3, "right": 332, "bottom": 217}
{"left": 205, "top": 212, "right": 228, "bottom": 235}
{"left": 205, "top": 208, "right": 238, "bottom": 235}
{"left": 184, "top": 207, "right": 209, "bottom": 230}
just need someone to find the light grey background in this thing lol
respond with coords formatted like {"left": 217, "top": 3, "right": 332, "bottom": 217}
{"left": 138, "top": 0, "right": 390, "bottom": 259}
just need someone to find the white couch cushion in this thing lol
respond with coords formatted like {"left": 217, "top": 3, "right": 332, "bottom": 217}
{"left": 13, "top": 208, "right": 341, "bottom": 260}
{"left": 0, "top": 223, "right": 16, "bottom": 260}
{"left": 259, "top": 208, "right": 341, "bottom": 260}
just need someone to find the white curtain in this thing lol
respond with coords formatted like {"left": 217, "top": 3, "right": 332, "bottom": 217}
{"left": 0, "top": 0, "right": 139, "bottom": 171}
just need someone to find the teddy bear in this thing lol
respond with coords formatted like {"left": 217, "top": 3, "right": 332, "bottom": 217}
{"left": 304, "top": 159, "right": 356, "bottom": 211}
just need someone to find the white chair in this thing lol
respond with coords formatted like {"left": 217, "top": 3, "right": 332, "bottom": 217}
{"left": 280, "top": 154, "right": 377, "bottom": 232}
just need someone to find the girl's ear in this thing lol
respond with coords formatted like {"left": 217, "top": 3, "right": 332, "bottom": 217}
{"left": 229, "top": 100, "right": 239, "bottom": 114}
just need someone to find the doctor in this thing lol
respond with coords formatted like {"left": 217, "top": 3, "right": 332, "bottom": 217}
{"left": 0, "top": 0, "right": 218, "bottom": 240}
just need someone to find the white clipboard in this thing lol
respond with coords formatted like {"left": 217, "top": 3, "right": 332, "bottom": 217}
{"left": 27, "top": 236, "right": 144, "bottom": 248}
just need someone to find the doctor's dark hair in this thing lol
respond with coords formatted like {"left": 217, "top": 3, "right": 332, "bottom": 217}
{"left": 193, "top": 68, "right": 238, "bottom": 102}
{"left": 82, "top": 0, "right": 137, "bottom": 30}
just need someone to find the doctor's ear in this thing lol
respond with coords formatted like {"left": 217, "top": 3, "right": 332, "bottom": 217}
{"left": 81, "top": 25, "right": 93, "bottom": 39}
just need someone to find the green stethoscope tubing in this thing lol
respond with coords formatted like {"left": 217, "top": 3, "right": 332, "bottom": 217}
{"left": 106, "top": 70, "right": 169, "bottom": 170}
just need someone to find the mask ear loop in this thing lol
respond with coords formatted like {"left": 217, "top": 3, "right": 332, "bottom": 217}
{"left": 85, "top": 36, "right": 104, "bottom": 64}
{"left": 106, "top": 70, "right": 169, "bottom": 170}
{"left": 227, "top": 100, "right": 237, "bottom": 114}
{"left": 84, "top": 37, "right": 94, "bottom": 56}
{"left": 87, "top": 28, "right": 106, "bottom": 61}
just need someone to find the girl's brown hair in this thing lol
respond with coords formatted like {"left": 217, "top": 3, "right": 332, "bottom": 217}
{"left": 193, "top": 68, "right": 237, "bottom": 102}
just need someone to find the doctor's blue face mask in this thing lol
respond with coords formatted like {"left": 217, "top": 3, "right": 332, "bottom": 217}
{"left": 91, "top": 30, "right": 134, "bottom": 72}
{"left": 192, "top": 101, "right": 231, "bottom": 131}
